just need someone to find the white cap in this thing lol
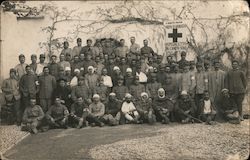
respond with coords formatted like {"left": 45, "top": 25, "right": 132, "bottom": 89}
{"left": 88, "top": 66, "right": 94, "bottom": 70}
{"left": 65, "top": 67, "right": 71, "bottom": 71}
{"left": 158, "top": 88, "right": 165, "bottom": 92}
{"left": 109, "top": 92, "right": 116, "bottom": 96}
{"left": 141, "top": 92, "right": 148, "bottom": 98}
{"left": 113, "top": 66, "right": 120, "bottom": 71}
{"left": 126, "top": 68, "right": 132, "bottom": 72}
{"left": 93, "top": 94, "right": 100, "bottom": 98}
{"left": 80, "top": 67, "right": 84, "bottom": 71}
{"left": 74, "top": 69, "right": 80, "bottom": 73}
{"left": 125, "top": 93, "right": 132, "bottom": 98}
{"left": 181, "top": 90, "right": 188, "bottom": 95}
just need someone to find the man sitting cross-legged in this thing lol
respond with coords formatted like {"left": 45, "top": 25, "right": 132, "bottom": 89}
{"left": 102, "top": 93, "right": 122, "bottom": 126}
{"left": 45, "top": 97, "right": 69, "bottom": 129}
{"left": 21, "top": 99, "right": 44, "bottom": 134}
{"left": 218, "top": 88, "right": 241, "bottom": 124}
{"left": 69, "top": 97, "right": 89, "bottom": 129}
{"left": 87, "top": 94, "right": 105, "bottom": 127}
{"left": 153, "top": 88, "right": 174, "bottom": 124}
{"left": 175, "top": 90, "right": 197, "bottom": 123}
{"left": 121, "top": 93, "right": 140, "bottom": 124}
{"left": 136, "top": 92, "right": 156, "bottom": 124}
{"left": 198, "top": 90, "right": 217, "bottom": 125}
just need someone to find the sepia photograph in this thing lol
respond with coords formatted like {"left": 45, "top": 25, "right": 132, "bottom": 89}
{"left": 0, "top": 0, "right": 249, "bottom": 159}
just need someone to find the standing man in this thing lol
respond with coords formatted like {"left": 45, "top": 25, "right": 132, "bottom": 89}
{"left": 48, "top": 55, "right": 60, "bottom": 78}
{"left": 36, "top": 54, "right": 48, "bottom": 76}
{"left": 208, "top": 60, "right": 225, "bottom": 104}
{"left": 1, "top": 69, "right": 21, "bottom": 125}
{"left": 140, "top": 39, "right": 154, "bottom": 57}
{"left": 30, "top": 54, "right": 38, "bottom": 75}
{"left": 72, "top": 38, "right": 82, "bottom": 57}
{"left": 15, "top": 54, "right": 28, "bottom": 80}
{"left": 177, "top": 51, "right": 189, "bottom": 71}
{"left": 38, "top": 67, "right": 56, "bottom": 112}
{"left": 58, "top": 54, "right": 71, "bottom": 71}
{"left": 19, "top": 65, "right": 38, "bottom": 109}
{"left": 225, "top": 60, "right": 247, "bottom": 121}
{"left": 129, "top": 37, "right": 140, "bottom": 59}
{"left": 81, "top": 39, "right": 93, "bottom": 56}
{"left": 61, "top": 41, "right": 72, "bottom": 56}
{"left": 114, "top": 39, "right": 129, "bottom": 58}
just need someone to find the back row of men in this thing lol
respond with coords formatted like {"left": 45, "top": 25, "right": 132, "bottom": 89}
{"left": 1, "top": 37, "right": 247, "bottom": 134}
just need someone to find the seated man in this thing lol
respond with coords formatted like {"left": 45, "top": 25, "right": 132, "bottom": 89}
{"left": 87, "top": 94, "right": 105, "bottom": 127}
{"left": 153, "top": 88, "right": 174, "bottom": 124}
{"left": 103, "top": 93, "right": 122, "bottom": 126}
{"left": 121, "top": 93, "right": 140, "bottom": 124}
{"left": 175, "top": 91, "right": 197, "bottom": 123}
{"left": 22, "top": 99, "right": 44, "bottom": 134}
{"left": 218, "top": 89, "right": 240, "bottom": 124}
{"left": 46, "top": 97, "right": 69, "bottom": 129}
{"left": 69, "top": 97, "right": 89, "bottom": 129}
{"left": 198, "top": 91, "right": 216, "bottom": 125}
{"left": 136, "top": 92, "right": 156, "bottom": 124}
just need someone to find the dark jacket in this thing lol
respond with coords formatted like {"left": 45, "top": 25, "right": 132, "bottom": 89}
{"left": 225, "top": 70, "right": 247, "bottom": 94}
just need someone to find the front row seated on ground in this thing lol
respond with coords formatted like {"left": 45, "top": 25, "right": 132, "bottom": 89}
{"left": 21, "top": 88, "right": 241, "bottom": 134}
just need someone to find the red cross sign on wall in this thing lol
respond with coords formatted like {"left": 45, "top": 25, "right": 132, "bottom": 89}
{"left": 168, "top": 28, "right": 182, "bottom": 42}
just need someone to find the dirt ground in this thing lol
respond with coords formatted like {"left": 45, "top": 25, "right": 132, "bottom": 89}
{"left": 3, "top": 120, "right": 250, "bottom": 160}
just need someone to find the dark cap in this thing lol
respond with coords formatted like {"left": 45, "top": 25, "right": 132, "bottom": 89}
{"left": 40, "top": 54, "right": 45, "bottom": 58}
{"left": 181, "top": 51, "right": 186, "bottom": 56}
{"left": 10, "top": 68, "right": 16, "bottom": 73}
{"left": 19, "top": 54, "right": 25, "bottom": 58}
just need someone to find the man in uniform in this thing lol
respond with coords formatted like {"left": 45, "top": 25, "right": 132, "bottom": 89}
{"left": 81, "top": 39, "right": 93, "bottom": 56}
{"left": 114, "top": 39, "right": 129, "bottom": 57}
{"left": 129, "top": 37, "right": 140, "bottom": 59}
{"left": 140, "top": 39, "right": 154, "bottom": 57}
{"left": 177, "top": 51, "right": 189, "bottom": 71}
{"left": 1, "top": 69, "right": 21, "bottom": 125}
{"left": 61, "top": 41, "right": 72, "bottom": 56}
{"left": 30, "top": 54, "right": 38, "bottom": 75}
{"left": 175, "top": 91, "right": 197, "bottom": 123}
{"left": 36, "top": 54, "right": 48, "bottom": 76}
{"left": 112, "top": 77, "right": 129, "bottom": 101}
{"left": 38, "top": 67, "right": 56, "bottom": 112}
{"left": 46, "top": 97, "right": 69, "bottom": 129}
{"left": 87, "top": 94, "right": 105, "bottom": 127}
{"left": 22, "top": 99, "right": 44, "bottom": 134}
{"left": 19, "top": 65, "right": 38, "bottom": 109}
{"left": 72, "top": 38, "right": 82, "bottom": 57}
{"left": 48, "top": 55, "right": 60, "bottom": 78}
{"left": 225, "top": 60, "right": 247, "bottom": 121}
{"left": 69, "top": 97, "right": 89, "bottom": 128}
{"left": 15, "top": 54, "right": 28, "bottom": 80}
{"left": 103, "top": 93, "right": 122, "bottom": 126}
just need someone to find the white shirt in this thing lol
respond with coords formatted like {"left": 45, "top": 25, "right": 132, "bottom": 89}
{"left": 70, "top": 76, "right": 78, "bottom": 87}
{"left": 102, "top": 75, "right": 113, "bottom": 87}
{"left": 204, "top": 99, "right": 212, "bottom": 114}
{"left": 121, "top": 102, "right": 136, "bottom": 113}
{"left": 136, "top": 72, "right": 147, "bottom": 83}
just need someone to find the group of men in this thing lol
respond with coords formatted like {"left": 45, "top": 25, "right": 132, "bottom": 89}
{"left": 1, "top": 37, "right": 247, "bottom": 134}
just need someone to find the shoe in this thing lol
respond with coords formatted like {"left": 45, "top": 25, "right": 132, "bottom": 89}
{"left": 31, "top": 128, "right": 38, "bottom": 134}
{"left": 99, "top": 122, "right": 105, "bottom": 127}
{"left": 91, "top": 123, "right": 96, "bottom": 127}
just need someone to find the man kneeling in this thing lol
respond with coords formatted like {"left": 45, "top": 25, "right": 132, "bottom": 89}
{"left": 22, "top": 99, "right": 44, "bottom": 134}
{"left": 69, "top": 97, "right": 89, "bottom": 128}
{"left": 121, "top": 93, "right": 140, "bottom": 124}
{"left": 46, "top": 97, "right": 69, "bottom": 129}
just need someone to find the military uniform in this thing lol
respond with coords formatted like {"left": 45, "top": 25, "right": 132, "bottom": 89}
{"left": 46, "top": 104, "right": 69, "bottom": 128}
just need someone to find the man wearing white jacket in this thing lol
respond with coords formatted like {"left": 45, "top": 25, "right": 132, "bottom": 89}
{"left": 121, "top": 93, "right": 140, "bottom": 124}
